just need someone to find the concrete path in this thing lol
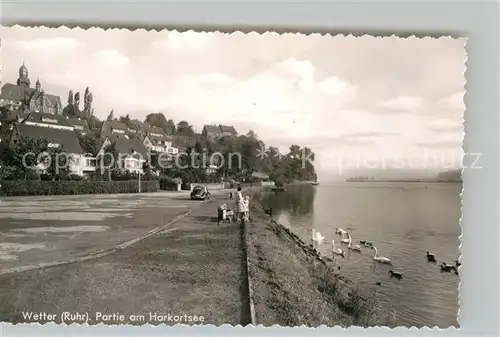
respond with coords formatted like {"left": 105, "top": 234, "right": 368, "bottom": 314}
{"left": 0, "top": 191, "right": 221, "bottom": 274}
{"left": 0, "top": 195, "right": 250, "bottom": 326}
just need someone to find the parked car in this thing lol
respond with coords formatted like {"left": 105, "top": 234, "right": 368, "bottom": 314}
{"left": 190, "top": 185, "right": 211, "bottom": 200}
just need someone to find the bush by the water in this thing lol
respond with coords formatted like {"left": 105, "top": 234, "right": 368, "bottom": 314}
{"left": 0, "top": 180, "right": 160, "bottom": 196}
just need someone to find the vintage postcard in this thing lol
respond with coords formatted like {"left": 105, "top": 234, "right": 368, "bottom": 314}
{"left": 0, "top": 27, "right": 464, "bottom": 328}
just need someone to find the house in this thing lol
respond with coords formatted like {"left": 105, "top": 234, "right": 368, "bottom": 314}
{"left": 172, "top": 135, "right": 197, "bottom": 155}
{"left": 219, "top": 125, "right": 237, "bottom": 137}
{"left": 140, "top": 125, "right": 178, "bottom": 156}
{"left": 202, "top": 125, "right": 223, "bottom": 139}
{"left": 0, "top": 63, "right": 63, "bottom": 114}
{"left": 10, "top": 123, "right": 96, "bottom": 176}
{"left": 67, "top": 117, "right": 90, "bottom": 135}
{"left": 99, "top": 135, "right": 148, "bottom": 174}
{"left": 201, "top": 124, "right": 238, "bottom": 139}
{"left": 19, "top": 112, "right": 74, "bottom": 131}
{"left": 100, "top": 120, "right": 136, "bottom": 140}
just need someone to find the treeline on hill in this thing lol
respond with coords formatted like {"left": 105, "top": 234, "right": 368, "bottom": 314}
{"left": 0, "top": 105, "right": 318, "bottom": 191}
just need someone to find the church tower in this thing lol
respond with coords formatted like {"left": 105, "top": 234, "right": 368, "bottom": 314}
{"left": 16, "top": 62, "right": 31, "bottom": 88}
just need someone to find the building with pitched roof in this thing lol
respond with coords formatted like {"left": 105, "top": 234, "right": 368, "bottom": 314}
{"left": 99, "top": 135, "right": 148, "bottom": 174}
{"left": 201, "top": 124, "right": 238, "bottom": 139}
{"left": 10, "top": 122, "right": 97, "bottom": 176}
{"left": 0, "top": 63, "right": 63, "bottom": 114}
{"left": 100, "top": 120, "right": 137, "bottom": 140}
{"left": 218, "top": 124, "right": 237, "bottom": 137}
{"left": 67, "top": 117, "right": 91, "bottom": 135}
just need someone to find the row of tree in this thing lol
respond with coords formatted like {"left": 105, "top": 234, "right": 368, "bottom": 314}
{"left": 1, "top": 106, "right": 318, "bottom": 186}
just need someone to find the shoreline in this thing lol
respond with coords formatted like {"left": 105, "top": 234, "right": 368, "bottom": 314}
{"left": 244, "top": 196, "right": 394, "bottom": 327}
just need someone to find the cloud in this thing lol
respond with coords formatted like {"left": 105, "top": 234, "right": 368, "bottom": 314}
{"left": 437, "top": 92, "right": 465, "bottom": 111}
{"left": 378, "top": 96, "right": 427, "bottom": 112}
{"left": 12, "top": 37, "right": 80, "bottom": 54}
{"left": 152, "top": 31, "right": 214, "bottom": 53}
{"left": 92, "top": 50, "right": 130, "bottom": 70}
{"left": 192, "top": 72, "right": 237, "bottom": 86}
{"left": 416, "top": 135, "right": 463, "bottom": 148}
{"left": 1, "top": 28, "right": 466, "bottom": 175}
{"left": 429, "top": 118, "right": 463, "bottom": 132}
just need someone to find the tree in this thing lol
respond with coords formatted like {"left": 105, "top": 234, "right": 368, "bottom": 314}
{"left": 176, "top": 121, "right": 195, "bottom": 136}
{"left": 107, "top": 109, "right": 114, "bottom": 121}
{"left": 144, "top": 113, "right": 169, "bottom": 133}
{"left": 67, "top": 90, "right": 74, "bottom": 106}
{"left": 166, "top": 119, "right": 176, "bottom": 134}
{"left": 97, "top": 142, "right": 119, "bottom": 181}
{"left": 77, "top": 133, "right": 102, "bottom": 156}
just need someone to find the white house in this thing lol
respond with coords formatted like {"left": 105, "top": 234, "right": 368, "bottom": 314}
{"left": 11, "top": 122, "right": 96, "bottom": 176}
{"left": 99, "top": 136, "right": 148, "bottom": 174}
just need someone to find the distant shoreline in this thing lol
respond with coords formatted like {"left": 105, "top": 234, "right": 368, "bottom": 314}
{"left": 345, "top": 179, "right": 462, "bottom": 184}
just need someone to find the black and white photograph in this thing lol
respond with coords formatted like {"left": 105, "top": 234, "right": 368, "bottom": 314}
{"left": 0, "top": 27, "right": 464, "bottom": 328}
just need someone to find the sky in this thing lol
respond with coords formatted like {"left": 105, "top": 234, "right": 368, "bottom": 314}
{"left": 1, "top": 27, "right": 466, "bottom": 179}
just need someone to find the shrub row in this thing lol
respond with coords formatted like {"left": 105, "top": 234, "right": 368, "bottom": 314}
{"left": 158, "top": 176, "right": 181, "bottom": 191}
{"left": 0, "top": 180, "right": 160, "bottom": 196}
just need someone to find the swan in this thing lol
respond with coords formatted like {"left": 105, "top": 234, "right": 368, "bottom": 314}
{"left": 311, "top": 229, "right": 324, "bottom": 245}
{"left": 347, "top": 233, "right": 362, "bottom": 252}
{"left": 372, "top": 246, "right": 391, "bottom": 264}
{"left": 340, "top": 232, "right": 350, "bottom": 244}
{"left": 389, "top": 270, "right": 403, "bottom": 279}
{"left": 332, "top": 240, "right": 345, "bottom": 257}
{"left": 426, "top": 251, "right": 436, "bottom": 262}
{"left": 335, "top": 228, "right": 347, "bottom": 236}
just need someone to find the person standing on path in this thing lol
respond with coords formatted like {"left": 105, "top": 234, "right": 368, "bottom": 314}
{"left": 234, "top": 186, "right": 245, "bottom": 221}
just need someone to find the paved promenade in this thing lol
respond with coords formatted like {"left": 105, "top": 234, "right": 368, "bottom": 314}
{"left": 0, "top": 191, "right": 250, "bottom": 325}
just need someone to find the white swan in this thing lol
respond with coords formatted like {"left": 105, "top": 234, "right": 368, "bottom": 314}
{"left": 335, "top": 228, "right": 347, "bottom": 236}
{"left": 372, "top": 246, "right": 391, "bottom": 264}
{"left": 347, "top": 233, "right": 362, "bottom": 252}
{"left": 332, "top": 240, "right": 345, "bottom": 257}
{"left": 311, "top": 229, "right": 324, "bottom": 245}
{"left": 340, "top": 232, "right": 350, "bottom": 244}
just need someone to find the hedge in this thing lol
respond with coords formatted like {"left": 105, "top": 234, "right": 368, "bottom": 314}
{"left": 0, "top": 180, "right": 160, "bottom": 196}
{"left": 158, "top": 176, "right": 181, "bottom": 191}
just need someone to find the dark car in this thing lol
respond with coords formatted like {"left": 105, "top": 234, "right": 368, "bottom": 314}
{"left": 190, "top": 185, "right": 211, "bottom": 200}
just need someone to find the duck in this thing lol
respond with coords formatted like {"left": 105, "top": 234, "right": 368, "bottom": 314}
{"left": 360, "top": 240, "right": 373, "bottom": 248}
{"left": 347, "top": 232, "right": 362, "bottom": 252}
{"left": 332, "top": 240, "right": 346, "bottom": 257}
{"left": 372, "top": 246, "right": 392, "bottom": 264}
{"left": 389, "top": 270, "right": 403, "bottom": 279}
{"left": 426, "top": 251, "right": 436, "bottom": 262}
{"left": 440, "top": 262, "right": 457, "bottom": 274}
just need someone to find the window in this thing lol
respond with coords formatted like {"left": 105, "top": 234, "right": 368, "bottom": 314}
{"left": 42, "top": 118, "right": 58, "bottom": 124}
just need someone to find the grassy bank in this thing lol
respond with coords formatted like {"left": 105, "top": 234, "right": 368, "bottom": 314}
{"left": 245, "top": 199, "right": 395, "bottom": 327}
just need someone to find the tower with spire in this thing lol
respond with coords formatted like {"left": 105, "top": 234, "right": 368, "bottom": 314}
{"left": 0, "top": 62, "right": 63, "bottom": 114}
{"left": 16, "top": 62, "right": 31, "bottom": 88}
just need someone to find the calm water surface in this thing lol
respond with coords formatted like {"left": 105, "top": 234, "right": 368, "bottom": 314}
{"left": 259, "top": 182, "right": 461, "bottom": 328}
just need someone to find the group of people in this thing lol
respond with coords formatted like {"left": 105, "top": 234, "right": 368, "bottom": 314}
{"left": 227, "top": 187, "right": 250, "bottom": 222}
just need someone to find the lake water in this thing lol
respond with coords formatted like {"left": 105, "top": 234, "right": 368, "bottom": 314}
{"left": 259, "top": 182, "right": 461, "bottom": 328}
